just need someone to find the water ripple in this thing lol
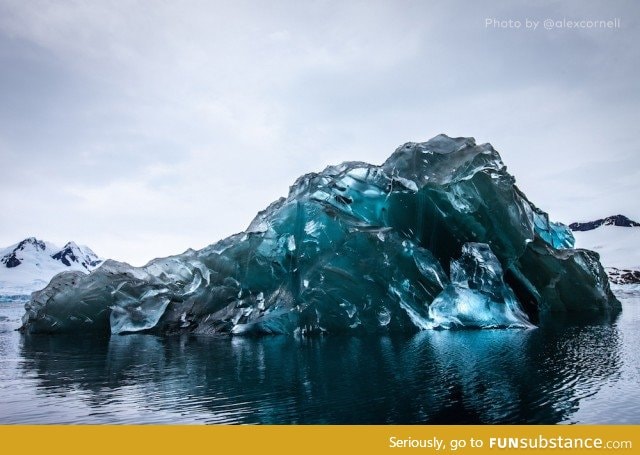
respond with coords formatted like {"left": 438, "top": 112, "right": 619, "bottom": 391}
{"left": 0, "top": 294, "right": 638, "bottom": 424}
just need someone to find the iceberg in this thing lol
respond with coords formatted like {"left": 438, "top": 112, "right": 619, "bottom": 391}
{"left": 21, "top": 135, "right": 620, "bottom": 335}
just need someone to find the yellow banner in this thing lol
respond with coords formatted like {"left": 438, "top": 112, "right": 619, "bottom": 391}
{"left": 0, "top": 425, "right": 637, "bottom": 454}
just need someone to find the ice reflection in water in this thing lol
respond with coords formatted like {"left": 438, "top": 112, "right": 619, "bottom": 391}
{"left": 2, "top": 299, "right": 632, "bottom": 424}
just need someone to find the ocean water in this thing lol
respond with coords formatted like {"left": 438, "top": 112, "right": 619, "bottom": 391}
{"left": 0, "top": 292, "right": 639, "bottom": 424}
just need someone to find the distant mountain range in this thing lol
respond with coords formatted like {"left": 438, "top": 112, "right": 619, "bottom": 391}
{"left": 571, "top": 215, "right": 640, "bottom": 285}
{"left": 569, "top": 214, "right": 640, "bottom": 232}
{"left": 0, "top": 237, "right": 103, "bottom": 298}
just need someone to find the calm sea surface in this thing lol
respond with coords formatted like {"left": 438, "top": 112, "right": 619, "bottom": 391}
{"left": 1, "top": 292, "right": 639, "bottom": 424}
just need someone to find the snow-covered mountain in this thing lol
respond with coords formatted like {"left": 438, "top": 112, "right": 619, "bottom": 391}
{"left": 0, "top": 237, "right": 103, "bottom": 297}
{"left": 570, "top": 214, "right": 640, "bottom": 231}
{"left": 571, "top": 215, "right": 640, "bottom": 285}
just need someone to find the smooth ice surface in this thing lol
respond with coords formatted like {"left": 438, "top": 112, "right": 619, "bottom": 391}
{"left": 21, "top": 135, "right": 620, "bottom": 335}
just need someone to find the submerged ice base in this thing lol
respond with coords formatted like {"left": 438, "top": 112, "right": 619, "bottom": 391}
{"left": 21, "top": 135, "right": 620, "bottom": 336}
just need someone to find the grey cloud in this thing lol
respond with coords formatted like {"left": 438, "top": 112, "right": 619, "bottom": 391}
{"left": 0, "top": 0, "right": 638, "bottom": 264}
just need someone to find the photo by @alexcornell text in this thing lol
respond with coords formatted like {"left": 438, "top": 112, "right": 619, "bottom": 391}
{"left": 484, "top": 17, "right": 621, "bottom": 31}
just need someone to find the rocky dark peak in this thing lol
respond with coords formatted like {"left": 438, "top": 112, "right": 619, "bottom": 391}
{"left": 51, "top": 244, "right": 78, "bottom": 267}
{"left": 1, "top": 254, "right": 21, "bottom": 268}
{"left": 607, "top": 268, "right": 640, "bottom": 285}
{"left": 50, "top": 241, "right": 101, "bottom": 269}
{"left": 1, "top": 237, "right": 46, "bottom": 268}
{"left": 17, "top": 237, "right": 46, "bottom": 251}
{"left": 570, "top": 215, "right": 640, "bottom": 232}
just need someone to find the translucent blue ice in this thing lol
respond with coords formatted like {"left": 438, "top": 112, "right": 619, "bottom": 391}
{"left": 429, "top": 243, "right": 533, "bottom": 329}
{"left": 21, "top": 135, "right": 620, "bottom": 336}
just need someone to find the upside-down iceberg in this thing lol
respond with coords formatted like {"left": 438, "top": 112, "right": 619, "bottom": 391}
{"left": 21, "top": 135, "right": 620, "bottom": 335}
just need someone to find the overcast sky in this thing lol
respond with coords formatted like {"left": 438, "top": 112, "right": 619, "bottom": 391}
{"left": 0, "top": 0, "right": 638, "bottom": 265}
